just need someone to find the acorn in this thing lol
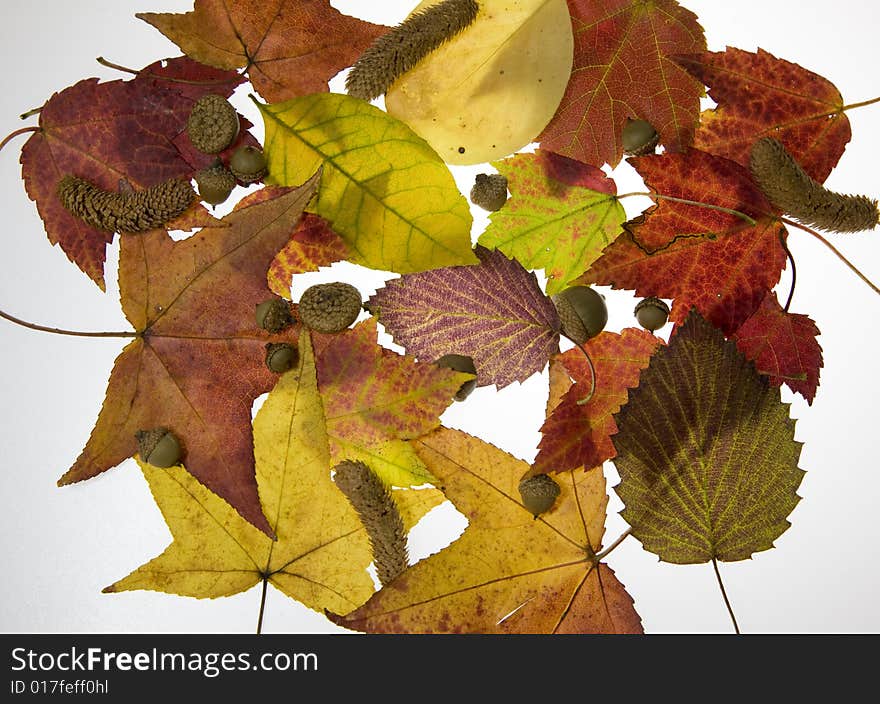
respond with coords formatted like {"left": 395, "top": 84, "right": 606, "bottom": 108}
{"left": 634, "top": 297, "right": 670, "bottom": 332}
{"left": 255, "top": 298, "right": 294, "bottom": 333}
{"left": 552, "top": 286, "right": 607, "bottom": 344}
{"left": 229, "top": 145, "right": 268, "bottom": 184}
{"left": 194, "top": 162, "right": 236, "bottom": 205}
{"left": 470, "top": 173, "right": 508, "bottom": 211}
{"left": 265, "top": 342, "right": 298, "bottom": 373}
{"left": 435, "top": 353, "right": 477, "bottom": 401}
{"left": 187, "top": 94, "right": 240, "bottom": 154}
{"left": 297, "top": 282, "right": 362, "bottom": 334}
{"left": 622, "top": 118, "right": 659, "bottom": 156}
{"left": 518, "top": 474, "right": 561, "bottom": 517}
{"left": 135, "top": 428, "right": 182, "bottom": 468}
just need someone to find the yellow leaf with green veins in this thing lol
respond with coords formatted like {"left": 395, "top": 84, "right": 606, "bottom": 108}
{"left": 104, "top": 332, "right": 443, "bottom": 617}
{"left": 256, "top": 93, "right": 476, "bottom": 273}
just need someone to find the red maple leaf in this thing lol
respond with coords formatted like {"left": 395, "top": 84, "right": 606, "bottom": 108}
{"left": 581, "top": 149, "right": 787, "bottom": 335}
{"left": 732, "top": 293, "right": 823, "bottom": 403}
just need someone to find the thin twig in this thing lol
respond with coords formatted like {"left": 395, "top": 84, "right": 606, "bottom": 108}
{"left": 0, "top": 309, "right": 136, "bottom": 338}
{"left": 782, "top": 217, "right": 880, "bottom": 295}
{"left": 778, "top": 232, "right": 797, "bottom": 312}
{"left": 712, "top": 557, "right": 741, "bottom": 635}
{"left": 595, "top": 528, "right": 632, "bottom": 561}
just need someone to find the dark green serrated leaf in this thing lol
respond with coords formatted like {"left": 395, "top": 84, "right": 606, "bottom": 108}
{"left": 612, "top": 310, "right": 804, "bottom": 564}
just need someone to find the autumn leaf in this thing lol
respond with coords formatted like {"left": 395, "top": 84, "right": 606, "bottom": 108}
{"left": 137, "top": 0, "right": 386, "bottom": 103}
{"left": 104, "top": 332, "right": 443, "bottom": 616}
{"left": 732, "top": 293, "right": 823, "bottom": 404}
{"left": 312, "top": 318, "right": 469, "bottom": 487}
{"left": 268, "top": 213, "right": 349, "bottom": 299}
{"left": 676, "top": 48, "right": 851, "bottom": 182}
{"left": 534, "top": 329, "right": 661, "bottom": 475}
{"left": 478, "top": 150, "right": 624, "bottom": 295}
{"left": 367, "top": 246, "right": 560, "bottom": 389}
{"left": 58, "top": 176, "right": 320, "bottom": 536}
{"left": 331, "top": 427, "right": 642, "bottom": 633}
{"left": 384, "top": 0, "right": 573, "bottom": 165}
{"left": 581, "top": 149, "right": 788, "bottom": 335}
{"left": 258, "top": 92, "right": 476, "bottom": 273}
{"left": 613, "top": 311, "right": 805, "bottom": 564}
{"left": 539, "top": 0, "right": 706, "bottom": 168}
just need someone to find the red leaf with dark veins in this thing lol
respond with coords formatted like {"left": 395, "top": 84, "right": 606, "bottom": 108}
{"left": 732, "top": 293, "right": 823, "bottom": 404}
{"left": 581, "top": 149, "right": 788, "bottom": 336}
{"left": 367, "top": 246, "right": 560, "bottom": 390}
{"left": 676, "top": 48, "right": 851, "bottom": 182}
{"left": 534, "top": 329, "right": 661, "bottom": 475}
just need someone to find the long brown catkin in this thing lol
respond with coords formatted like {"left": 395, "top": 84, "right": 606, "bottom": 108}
{"left": 57, "top": 175, "right": 195, "bottom": 233}
{"left": 749, "top": 137, "right": 878, "bottom": 233}
{"left": 333, "top": 460, "right": 408, "bottom": 586}
{"left": 345, "top": 0, "right": 480, "bottom": 101}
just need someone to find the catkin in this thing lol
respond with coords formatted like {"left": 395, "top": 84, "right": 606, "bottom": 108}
{"left": 749, "top": 137, "right": 879, "bottom": 233}
{"left": 333, "top": 460, "right": 408, "bottom": 586}
{"left": 57, "top": 175, "right": 195, "bottom": 233}
{"left": 345, "top": 0, "right": 480, "bottom": 101}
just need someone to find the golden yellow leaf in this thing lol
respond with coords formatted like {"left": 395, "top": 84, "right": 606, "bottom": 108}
{"left": 385, "top": 0, "right": 574, "bottom": 165}
{"left": 104, "top": 333, "right": 443, "bottom": 619}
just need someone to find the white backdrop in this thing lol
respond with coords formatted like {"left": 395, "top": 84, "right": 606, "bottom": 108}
{"left": 0, "top": 0, "right": 877, "bottom": 634}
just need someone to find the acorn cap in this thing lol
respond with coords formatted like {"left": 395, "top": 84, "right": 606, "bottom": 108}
{"left": 470, "top": 173, "right": 508, "bottom": 211}
{"left": 135, "top": 428, "right": 182, "bottom": 468}
{"left": 552, "top": 286, "right": 607, "bottom": 344}
{"left": 255, "top": 298, "right": 294, "bottom": 333}
{"left": 194, "top": 163, "right": 236, "bottom": 205}
{"left": 265, "top": 343, "right": 298, "bottom": 373}
{"left": 229, "top": 145, "right": 268, "bottom": 184}
{"left": 298, "top": 282, "right": 362, "bottom": 334}
{"left": 518, "top": 474, "right": 561, "bottom": 517}
{"left": 187, "top": 94, "right": 240, "bottom": 154}
{"left": 622, "top": 118, "right": 659, "bottom": 156}
{"left": 634, "top": 297, "right": 670, "bottom": 332}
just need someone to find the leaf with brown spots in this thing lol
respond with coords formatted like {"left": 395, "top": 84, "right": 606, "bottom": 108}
{"left": 58, "top": 174, "right": 320, "bottom": 535}
{"left": 137, "top": 0, "right": 387, "bottom": 103}
{"left": 581, "top": 149, "right": 787, "bottom": 335}
{"left": 676, "top": 48, "right": 851, "bottom": 182}
{"left": 330, "top": 427, "right": 642, "bottom": 633}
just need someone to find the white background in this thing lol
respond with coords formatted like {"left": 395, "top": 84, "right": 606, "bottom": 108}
{"left": 0, "top": 1, "right": 877, "bottom": 634}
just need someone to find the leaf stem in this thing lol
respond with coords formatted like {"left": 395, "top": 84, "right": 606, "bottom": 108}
{"left": 96, "top": 56, "right": 245, "bottom": 86}
{"left": 839, "top": 95, "right": 880, "bottom": 113}
{"left": 0, "top": 309, "right": 136, "bottom": 338}
{"left": 595, "top": 528, "right": 632, "bottom": 561}
{"left": 781, "top": 217, "right": 880, "bottom": 295}
{"left": 617, "top": 192, "right": 758, "bottom": 227}
{"left": 778, "top": 232, "right": 797, "bottom": 312}
{"left": 712, "top": 557, "right": 741, "bottom": 635}
{"left": 573, "top": 340, "right": 597, "bottom": 406}
{"left": 0, "top": 126, "right": 39, "bottom": 152}
{"left": 256, "top": 576, "right": 268, "bottom": 635}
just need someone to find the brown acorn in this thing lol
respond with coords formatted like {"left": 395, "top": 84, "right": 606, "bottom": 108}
{"left": 255, "top": 298, "right": 294, "bottom": 334}
{"left": 135, "top": 428, "right": 182, "bottom": 468}
{"left": 435, "top": 353, "right": 477, "bottom": 401}
{"left": 229, "top": 145, "right": 268, "bottom": 184}
{"left": 634, "top": 297, "right": 670, "bottom": 332}
{"left": 265, "top": 343, "right": 298, "bottom": 373}
{"left": 297, "top": 283, "right": 362, "bottom": 334}
{"left": 552, "top": 286, "right": 607, "bottom": 344}
{"left": 518, "top": 474, "right": 561, "bottom": 517}
{"left": 187, "top": 94, "right": 240, "bottom": 154}
{"left": 470, "top": 173, "right": 508, "bottom": 211}
{"left": 194, "top": 163, "right": 236, "bottom": 206}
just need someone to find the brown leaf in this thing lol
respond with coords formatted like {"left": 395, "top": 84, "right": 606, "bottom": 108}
{"left": 58, "top": 176, "right": 320, "bottom": 535}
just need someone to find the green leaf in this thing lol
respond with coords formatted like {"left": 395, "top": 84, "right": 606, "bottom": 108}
{"left": 612, "top": 311, "right": 805, "bottom": 564}
{"left": 256, "top": 93, "right": 477, "bottom": 273}
{"left": 479, "top": 150, "right": 625, "bottom": 294}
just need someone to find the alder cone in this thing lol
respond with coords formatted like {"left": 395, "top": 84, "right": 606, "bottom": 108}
{"left": 57, "top": 175, "right": 195, "bottom": 233}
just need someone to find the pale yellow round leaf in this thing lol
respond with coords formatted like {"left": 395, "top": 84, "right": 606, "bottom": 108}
{"left": 385, "top": 0, "right": 574, "bottom": 165}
